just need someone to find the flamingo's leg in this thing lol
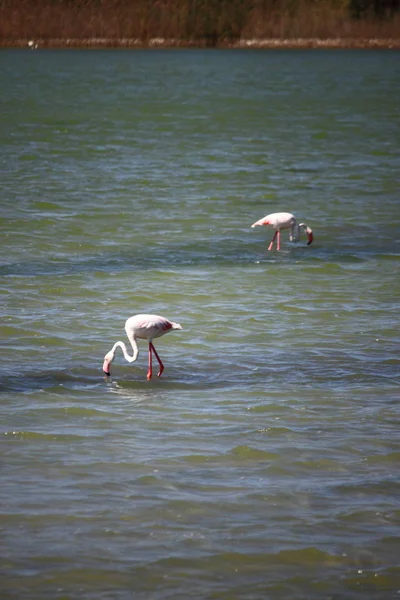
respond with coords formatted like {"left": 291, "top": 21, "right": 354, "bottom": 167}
{"left": 147, "top": 343, "right": 153, "bottom": 380}
{"left": 268, "top": 231, "right": 278, "bottom": 251}
{"left": 277, "top": 230, "right": 281, "bottom": 251}
{"left": 150, "top": 342, "right": 164, "bottom": 377}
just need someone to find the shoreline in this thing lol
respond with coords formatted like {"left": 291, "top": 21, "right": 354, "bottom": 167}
{"left": 2, "top": 37, "right": 400, "bottom": 49}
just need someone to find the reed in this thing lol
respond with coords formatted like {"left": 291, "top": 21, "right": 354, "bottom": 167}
{"left": 0, "top": 0, "right": 399, "bottom": 44}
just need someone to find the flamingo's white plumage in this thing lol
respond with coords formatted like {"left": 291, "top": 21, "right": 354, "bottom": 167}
{"left": 251, "top": 211, "right": 313, "bottom": 251}
{"left": 102, "top": 314, "right": 182, "bottom": 380}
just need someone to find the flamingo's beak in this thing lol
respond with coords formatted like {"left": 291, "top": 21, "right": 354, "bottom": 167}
{"left": 102, "top": 357, "right": 111, "bottom": 376}
{"left": 306, "top": 228, "right": 313, "bottom": 246}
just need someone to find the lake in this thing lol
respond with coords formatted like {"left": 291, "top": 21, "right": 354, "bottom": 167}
{"left": 1, "top": 48, "right": 399, "bottom": 599}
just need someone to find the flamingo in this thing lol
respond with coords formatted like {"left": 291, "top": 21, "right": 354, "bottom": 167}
{"left": 102, "top": 314, "right": 182, "bottom": 380}
{"left": 251, "top": 212, "right": 313, "bottom": 251}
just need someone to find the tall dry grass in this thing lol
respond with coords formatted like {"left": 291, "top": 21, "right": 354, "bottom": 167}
{"left": 0, "top": 0, "right": 399, "bottom": 42}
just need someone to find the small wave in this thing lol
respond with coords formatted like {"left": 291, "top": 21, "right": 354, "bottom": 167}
{"left": 157, "top": 546, "right": 346, "bottom": 569}
{"left": 229, "top": 445, "right": 278, "bottom": 460}
{"left": 366, "top": 452, "right": 400, "bottom": 465}
{"left": 180, "top": 453, "right": 213, "bottom": 464}
{"left": 0, "top": 368, "right": 104, "bottom": 394}
{"left": 293, "top": 458, "right": 348, "bottom": 472}
{"left": 3, "top": 430, "right": 99, "bottom": 441}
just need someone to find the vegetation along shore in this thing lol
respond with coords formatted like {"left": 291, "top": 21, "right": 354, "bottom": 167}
{"left": 1, "top": 0, "right": 399, "bottom": 48}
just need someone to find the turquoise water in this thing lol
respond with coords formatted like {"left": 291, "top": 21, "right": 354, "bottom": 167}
{"left": 1, "top": 48, "right": 399, "bottom": 599}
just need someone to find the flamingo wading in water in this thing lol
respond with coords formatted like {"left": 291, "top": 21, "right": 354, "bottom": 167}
{"left": 251, "top": 212, "right": 313, "bottom": 251}
{"left": 102, "top": 314, "right": 182, "bottom": 380}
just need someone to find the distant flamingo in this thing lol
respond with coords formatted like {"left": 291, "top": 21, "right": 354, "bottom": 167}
{"left": 102, "top": 314, "right": 182, "bottom": 380}
{"left": 251, "top": 212, "right": 313, "bottom": 251}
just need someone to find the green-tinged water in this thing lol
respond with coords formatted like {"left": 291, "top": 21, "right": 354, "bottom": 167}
{"left": 1, "top": 48, "right": 399, "bottom": 599}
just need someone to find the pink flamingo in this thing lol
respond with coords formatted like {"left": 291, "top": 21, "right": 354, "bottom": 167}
{"left": 251, "top": 211, "right": 313, "bottom": 251}
{"left": 102, "top": 314, "right": 182, "bottom": 380}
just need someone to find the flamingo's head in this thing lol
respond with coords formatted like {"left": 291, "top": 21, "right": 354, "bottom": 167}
{"left": 171, "top": 322, "right": 183, "bottom": 331}
{"left": 102, "top": 351, "right": 114, "bottom": 376}
{"left": 299, "top": 224, "right": 313, "bottom": 246}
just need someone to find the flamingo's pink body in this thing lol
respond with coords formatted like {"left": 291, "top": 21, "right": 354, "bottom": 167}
{"left": 102, "top": 314, "right": 182, "bottom": 380}
{"left": 251, "top": 211, "right": 313, "bottom": 251}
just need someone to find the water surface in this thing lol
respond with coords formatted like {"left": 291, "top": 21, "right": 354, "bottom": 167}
{"left": 1, "top": 48, "right": 399, "bottom": 599}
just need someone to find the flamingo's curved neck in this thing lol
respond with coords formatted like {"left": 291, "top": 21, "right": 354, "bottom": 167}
{"left": 290, "top": 221, "right": 300, "bottom": 242}
{"left": 112, "top": 334, "right": 139, "bottom": 364}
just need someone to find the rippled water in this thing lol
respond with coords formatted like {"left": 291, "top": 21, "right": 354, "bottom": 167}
{"left": 1, "top": 48, "right": 399, "bottom": 599}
